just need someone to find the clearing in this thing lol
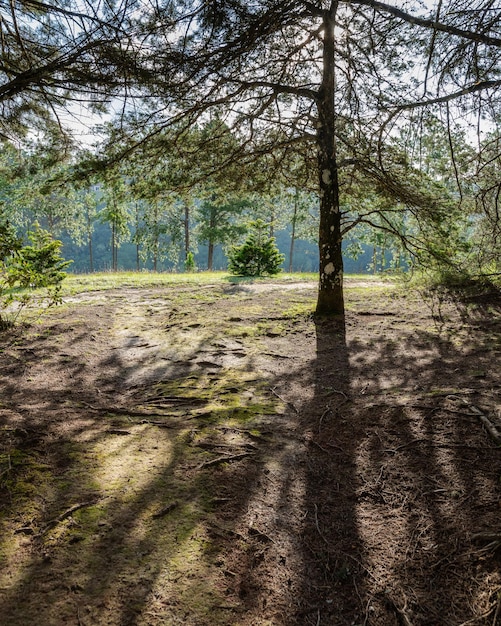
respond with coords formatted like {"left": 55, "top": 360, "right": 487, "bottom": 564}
{"left": 0, "top": 275, "right": 500, "bottom": 626}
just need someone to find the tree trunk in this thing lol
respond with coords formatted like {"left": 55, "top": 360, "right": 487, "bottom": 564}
{"left": 135, "top": 202, "right": 140, "bottom": 271}
{"left": 289, "top": 188, "right": 298, "bottom": 273}
{"left": 315, "top": 3, "right": 344, "bottom": 316}
{"left": 184, "top": 201, "right": 190, "bottom": 260}
{"left": 207, "top": 207, "right": 216, "bottom": 271}
{"left": 88, "top": 235, "right": 94, "bottom": 273}
{"left": 112, "top": 220, "right": 117, "bottom": 271}
{"left": 87, "top": 211, "right": 94, "bottom": 273}
{"left": 153, "top": 200, "right": 158, "bottom": 272}
{"left": 208, "top": 242, "right": 214, "bottom": 271}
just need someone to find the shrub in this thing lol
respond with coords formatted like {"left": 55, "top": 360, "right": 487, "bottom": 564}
{"left": 1, "top": 222, "right": 71, "bottom": 328}
{"left": 228, "top": 220, "right": 284, "bottom": 276}
{"left": 184, "top": 251, "right": 197, "bottom": 272}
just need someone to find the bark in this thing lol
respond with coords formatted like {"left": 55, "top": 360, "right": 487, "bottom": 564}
{"left": 111, "top": 220, "right": 117, "bottom": 271}
{"left": 207, "top": 242, "right": 214, "bottom": 271}
{"left": 87, "top": 211, "right": 94, "bottom": 272}
{"left": 88, "top": 235, "right": 94, "bottom": 273}
{"left": 207, "top": 207, "right": 216, "bottom": 271}
{"left": 184, "top": 201, "right": 190, "bottom": 260}
{"left": 289, "top": 188, "right": 298, "bottom": 273}
{"left": 315, "top": 3, "right": 344, "bottom": 316}
{"left": 152, "top": 200, "right": 159, "bottom": 272}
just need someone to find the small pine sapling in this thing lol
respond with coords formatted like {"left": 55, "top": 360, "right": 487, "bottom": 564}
{"left": 228, "top": 220, "right": 284, "bottom": 276}
{"left": 1, "top": 222, "right": 72, "bottom": 328}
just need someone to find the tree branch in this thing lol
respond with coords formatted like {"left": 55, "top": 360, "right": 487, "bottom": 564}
{"left": 351, "top": 0, "right": 501, "bottom": 47}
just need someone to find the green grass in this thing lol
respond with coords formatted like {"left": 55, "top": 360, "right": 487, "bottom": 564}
{"left": 61, "top": 270, "right": 398, "bottom": 295}
{"left": 60, "top": 270, "right": 318, "bottom": 295}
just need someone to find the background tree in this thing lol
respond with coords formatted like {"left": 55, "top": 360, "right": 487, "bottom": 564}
{"left": 198, "top": 191, "right": 249, "bottom": 271}
{"left": 99, "top": 172, "right": 130, "bottom": 271}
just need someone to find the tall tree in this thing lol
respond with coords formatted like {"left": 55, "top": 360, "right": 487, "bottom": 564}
{"left": 97, "top": 0, "right": 501, "bottom": 313}
{"left": 3, "top": 1, "right": 501, "bottom": 309}
{"left": 99, "top": 172, "right": 130, "bottom": 271}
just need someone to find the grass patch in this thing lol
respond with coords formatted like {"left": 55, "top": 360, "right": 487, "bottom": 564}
{"left": 61, "top": 271, "right": 319, "bottom": 296}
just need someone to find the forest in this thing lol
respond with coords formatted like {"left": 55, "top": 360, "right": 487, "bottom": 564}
{"left": 0, "top": 0, "right": 499, "bottom": 305}
{"left": 0, "top": 1, "right": 501, "bottom": 625}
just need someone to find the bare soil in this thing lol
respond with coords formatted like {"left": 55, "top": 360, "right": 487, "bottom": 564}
{"left": 0, "top": 278, "right": 500, "bottom": 626}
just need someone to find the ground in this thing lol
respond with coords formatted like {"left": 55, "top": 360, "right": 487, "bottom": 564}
{"left": 0, "top": 276, "right": 500, "bottom": 626}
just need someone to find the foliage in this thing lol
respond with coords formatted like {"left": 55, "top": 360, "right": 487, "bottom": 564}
{"left": 0, "top": 222, "right": 71, "bottom": 328}
{"left": 228, "top": 220, "right": 285, "bottom": 277}
{"left": 184, "top": 251, "right": 197, "bottom": 272}
{"left": 2, "top": 2, "right": 501, "bottom": 310}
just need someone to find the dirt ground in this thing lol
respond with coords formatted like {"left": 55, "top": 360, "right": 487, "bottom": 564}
{"left": 0, "top": 278, "right": 500, "bottom": 626}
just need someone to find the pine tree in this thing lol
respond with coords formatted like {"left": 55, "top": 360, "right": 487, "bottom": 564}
{"left": 228, "top": 220, "right": 284, "bottom": 277}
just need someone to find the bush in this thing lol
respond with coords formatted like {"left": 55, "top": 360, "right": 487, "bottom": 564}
{"left": 184, "top": 251, "right": 197, "bottom": 272}
{"left": 1, "top": 222, "right": 72, "bottom": 328}
{"left": 228, "top": 220, "right": 284, "bottom": 276}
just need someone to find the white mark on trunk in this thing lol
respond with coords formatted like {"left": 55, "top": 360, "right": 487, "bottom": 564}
{"left": 324, "top": 262, "right": 335, "bottom": 275}
{"left": 322, "top": 169, "right": 331, "bottom": 185}
{"left": 330, "top": 225, "right": 335, "bottom": 232}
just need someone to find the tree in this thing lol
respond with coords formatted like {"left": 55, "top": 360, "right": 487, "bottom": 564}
{"left": 99, "top": 173, "right": 130, "bottom": 271}
{"left": 228, "top": 220, "right": 285, "bottom": 277}
{"left": 94, "top": 0, "right": 501, "bottom": 313}
{"left": 198, "top": 192, "right": 249, "bottom": 270}
{"left": 3, "top": 1, "right": 501, "bottom": 310}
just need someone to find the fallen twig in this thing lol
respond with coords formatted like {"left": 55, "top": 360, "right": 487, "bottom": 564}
{"left": 472, "top": 533, "right": 501, "bottom": 542}
{"left": 38, "top": 501, "right": 99, "bottom": 536}
{"left": 81, "top": 402, "right": 179, "bottom": 419}
{"left": 448, "top": 396, "right": 501, "bottom": 445}
{"left": 313, "top": 503, "right": 329, "bottom": 545}
{"left": 458, "top": 605, "right": 498, "bottom": 625}
{"left": 152, "top": 501, "right": 179, "bottom": 519}
{"left": 215, "top": 427, "right": 269, "bottom": 440}
{"left": 117, "top": 416, "right": 177, "bottom": 428}
{"left": 196, "top": 441, "right": 257, "bottom": 452}
{"left": 197, "top": 452, "right": 252, "bottom": 470}
{"left": 385, "top": 439, "right": 426, "bottom": 453}
{"left": 493, "top": 592, "right": 501, "bottom": 626}
{"left": 270, "top": 386, "right": 299, "bottom": 413}
{"left": 385, "top": 594, "right": 414, "bottom": 626}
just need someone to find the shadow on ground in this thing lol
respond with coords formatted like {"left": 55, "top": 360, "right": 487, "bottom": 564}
{"left": 0, "top": 286, "right": 499, "bottom": 625}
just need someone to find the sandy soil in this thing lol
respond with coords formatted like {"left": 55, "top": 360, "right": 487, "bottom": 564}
{"left": 0, "top": 278, "right": 500, "bottom": 626}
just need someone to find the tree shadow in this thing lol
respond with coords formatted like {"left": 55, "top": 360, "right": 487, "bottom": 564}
{"left": 0, "top": 287, "right": 500, "bottom": 625}
{"left": 287, "top": 303, "right": 501, "bottom": 625}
